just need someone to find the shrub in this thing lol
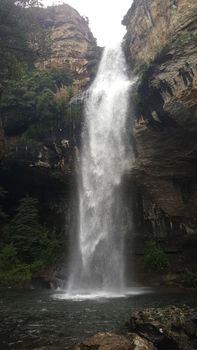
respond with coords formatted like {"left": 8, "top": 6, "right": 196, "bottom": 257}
{"left": 0, "top": 244, "right": 31, "bottom": 286}
{"left": 0, "top": 68, "right": 73, "bottom": 137}
{"left": 0, "top": 264, "right": 31, "bottom": 286}
{"left": 0, "top": 187, "right": 8, "bottom": 223}
{"left": 144, "top": 240, "right": 169, "bottom": 272}
{"left": 182, "top": 270, "right": 197, "bottom": 288}
{"left": 0, "top": 244, "right": 18, "bottom": 269}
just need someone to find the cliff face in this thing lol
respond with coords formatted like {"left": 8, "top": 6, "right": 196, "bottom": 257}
{"left": 35, "top": 4, "right": 98, "bottom": 90}
{"left": 123, "top": 0, "right": 197, "bottom": 283}
{"left": 122, "top": 0, "right": 197, "bottom": 67}
{"left": 0, "top": 4, "right": 98, "bottom": 286}
{"left": 1, "top": 4, "right": 98, "bottom": 173}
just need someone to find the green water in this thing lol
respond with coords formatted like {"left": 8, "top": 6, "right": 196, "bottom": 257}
{"left": 0, "top": 287, "right": 196, "bottom": 349}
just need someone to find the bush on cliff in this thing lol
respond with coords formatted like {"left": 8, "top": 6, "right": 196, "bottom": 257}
{"left": 0, "top": 68, "right": 81, "bottom": 140}
{"left": 144, "top": 240, "right": 169, "bottom": 272}
{"left": 1, "top": 69, "right": 71, "bottom": 122}
{"left": 182, "top": 269, "right": 197, "bottom": 289}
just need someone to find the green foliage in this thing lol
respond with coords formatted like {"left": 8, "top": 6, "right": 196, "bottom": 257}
{"left": 23, "top": 123, "right": 51, "bottom": 140}
{"left": 10, "top": 196, "right": 60, "bottom": 264}
{"left": 0, "top": 1, "right": 80, "bottom": 140}
{"left": 0, "top": 245, "right": 18, "bottom": 270}
{"left": 0, "top": 264, "right": 32, "bottom": 286}
{"left": 0, "top": 187, "right": 8, "bottom": 223}
{"left": 65, "top": 105, "right": 82, "bottom": 126}
{"left": 0, "top": 195, "right": 61, "bottom": 286}
{"left": 10, "top": 196, "right": 41, "bottom": 261}
{"left": 0, "top": 245, "right": 31, "bottom": 286}
{"left": 182, "top": 270, "right": 197, "bottom": 289}
{"left": 1, "top": 69, "right": 72, "bottom": 111}
{"left": 0, "top": 1, "right": 73, "bottom": 287}
{"left": 0, "top": 0, "right": 45, "bottom": 86}
{"left": 144, "top": 240, "right": 169, "bottom": 272}
{"left": 0, "top": 69, "right": 73, "bottom": 138}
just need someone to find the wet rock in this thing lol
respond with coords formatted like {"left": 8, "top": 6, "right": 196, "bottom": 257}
{"left": 74, "top": 332, "right": 156, "bottom": 350}
{"left": 127, "top": 306, "right": 197, "bottom": 350}
{"left": 129, "top": 333, "right": 157, "bottom": 350}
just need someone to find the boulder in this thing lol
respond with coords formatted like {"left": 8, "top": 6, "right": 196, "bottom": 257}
{"left": 127, "top": 306, "right": 197, "bottom": 350}
{"left": 74, "top": 332, "right": 156, "bottom": 350}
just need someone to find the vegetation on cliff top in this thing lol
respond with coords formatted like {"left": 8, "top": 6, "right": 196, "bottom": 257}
{"left": 0, "top": 68, "right": 75, "bottom": 138}
{"left": 0, "top": 0, "right": 80, "bottom": 140}
{"left": 0, "top": 0, "right": 50, "bottom": 87}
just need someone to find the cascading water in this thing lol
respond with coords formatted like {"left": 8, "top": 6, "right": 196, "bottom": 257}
{"left": 67, "top": 42, "right": 133, "bottom": 296}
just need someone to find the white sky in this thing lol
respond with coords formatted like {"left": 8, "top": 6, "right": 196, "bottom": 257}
{"left": 41, "top": 0, "right": 133, "bottom": 46}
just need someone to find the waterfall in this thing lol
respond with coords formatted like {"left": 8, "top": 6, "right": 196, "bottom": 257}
{"left": 67, "top": 42, "right": 132, "bottom": 295}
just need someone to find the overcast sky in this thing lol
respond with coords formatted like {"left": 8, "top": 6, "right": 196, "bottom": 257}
{"left": 41, "top": 0, "right": 132, "bottom": 46}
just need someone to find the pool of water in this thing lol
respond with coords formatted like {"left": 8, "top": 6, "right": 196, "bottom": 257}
{"left": 0, "top": 287, "right": 196, "bottom": 349}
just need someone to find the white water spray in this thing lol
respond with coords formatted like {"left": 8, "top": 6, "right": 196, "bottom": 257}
{"left": 67, "top": 43, "right": 133, "bottom": 295}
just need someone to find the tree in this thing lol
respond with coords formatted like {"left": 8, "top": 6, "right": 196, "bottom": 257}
{"left": 10, "top": 195, "right": 60, "bottom": 265}
{"left": 0, "top": 0, "right": 49, "bottom": 86}
{"left": 0, "top": 195, "right": 61, "bottom": 285}
{"left": 0, "top": 187, "right": 8, "bottom": 223}
{"left": 10, "top": 196, "right": 42, "bottom": 262}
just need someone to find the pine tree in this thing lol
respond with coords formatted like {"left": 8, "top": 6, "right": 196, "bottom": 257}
{"left": 10, "top": 195, "right": 44, "bottom": 263}
{"left": 0, "top": 187, "right": 8, "bottom": 223}
{"left": 9, "top": 195, "right": 60, "bottom": 266}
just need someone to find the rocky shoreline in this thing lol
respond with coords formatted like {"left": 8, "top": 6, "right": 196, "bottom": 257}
{"left": 74, "top": 306, "right": 197, "bottom": 350}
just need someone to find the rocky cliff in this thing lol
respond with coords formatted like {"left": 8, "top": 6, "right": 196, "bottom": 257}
{"left": 123, "top": 0, "right": 197, "bottom": 285}
{"left": 0, "top": 3, "right": 99, "bottom": 286}
{"left": 35, "top": 4, "right": 98, "bottom": 90}
{"left": 1, "top": 4, "right": 98, "bottom": 173}
{"left": 122, "top": 0, "right": 197, "bottom": 67}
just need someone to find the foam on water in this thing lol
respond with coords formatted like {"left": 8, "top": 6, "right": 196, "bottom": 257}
{"left": 53, "top": 287, "right": 152, "bottom": 301}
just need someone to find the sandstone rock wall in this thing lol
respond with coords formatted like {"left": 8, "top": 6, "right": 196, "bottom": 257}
{"left": 122, "top": 0, "right": 197, "bottom": 67}
{"left": 35, "top": 4, "right": 99, "bottom": 89}
{"left": 123, "top": 0, "right": 197, "bottom": 282}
